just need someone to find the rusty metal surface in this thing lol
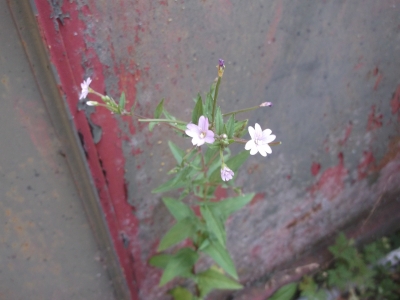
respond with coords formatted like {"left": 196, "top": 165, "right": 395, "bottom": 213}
{"left": 0, "top": 1, "right": 118, "bottom": 299}
{"left": 33, "top": 0, "right": 400, "bottom": 299}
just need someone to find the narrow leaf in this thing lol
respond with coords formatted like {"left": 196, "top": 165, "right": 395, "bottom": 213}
{"left": 149, "top": 98, "right": 164, "bottom": 131}
{"left": 226, "top": 114, "right": 235, "bottom": 139}
{"left": 233, "top": 119, "right": 248, "bottom": 138}
{"left": 149, "top": 254, "right": 173, "bottom": 269}
{"left": 192, "top": 93, "right": 204, "bottom": 124}
{"left": 205, "top": 91, "right": 214, "bottom": 120}
{"left": 158, "top": 218, "right": 195, "bottom": 251}
{"left": 168, "top": 287, "right": 194, "bottom": 300}
{"left": 208, "top": 193, "right": 255, "bottom": 222}
{"left": 215, "top": 107, "right": 223, "bottom": 135}
{"left": 155, "top": 98, "right": 164, "bottom": 118}
{"left": 160, "top": 248, "right": 199, "bottom": 286}
{"left": 152, "top": 167, "right": 191, "bottom": 193}
{"left": 269, "top": 283, "right": 298, "bottom": 300}
{"left": 152, "top": 176, "right": 187, "bottom": 193}
{"left": 162, "top": 197, "right": 195, "bottom": 221}
{"left": 197, "top": 267, "right": 243, "bottom": 298}
{"left": 201, "top": 205, "right": 226, "bottom": 247}
{"left": 168, "top": 141, "right": 185, "bottom": 164}
{"left": 119, "top": 92, "right": 126, "bottom": 112}
{"left": 202, "top": 240, "right": 238, "bottom": 280}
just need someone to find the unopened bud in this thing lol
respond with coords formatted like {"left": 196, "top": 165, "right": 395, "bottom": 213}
{"left": 217, "top": 58, "right": 225, "bottom": 77}
{"left": 86, "top": 101, "right": 99, "bottom": 106}
{"left": 260, "top": 102, "right": 272, "bottom": 107}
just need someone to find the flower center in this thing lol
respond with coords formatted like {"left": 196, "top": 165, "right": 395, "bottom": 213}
{"left": 199, "top": 132, "right": 206, "bottom": 139}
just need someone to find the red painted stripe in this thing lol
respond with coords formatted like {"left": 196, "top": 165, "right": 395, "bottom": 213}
{"left": 33, "top": 1, "right": 143, "bottom": 298}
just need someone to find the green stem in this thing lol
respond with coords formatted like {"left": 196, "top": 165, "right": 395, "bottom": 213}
{"left": 223, "top": 105, "right": 261, "bottom": 117}
{"left": 138, "top": 118, "right": 187, "bottom": 124}
{"left": 89, "top": 89, "right": 106, "bottom": 99}
{"left": 211, "top": 76, "right": 221, "bottom": 127}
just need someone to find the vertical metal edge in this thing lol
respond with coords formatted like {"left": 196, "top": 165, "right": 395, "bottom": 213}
{"left": 6, "top": 1, "right": 130, "bottom": 299}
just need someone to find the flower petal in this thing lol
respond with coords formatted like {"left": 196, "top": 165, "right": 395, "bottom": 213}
{"left": 262, "top": 128, "right": 272, "bottom": 138}
{"left": 265, "top": 134, "right": 276, "bottom": 144}
{"left": 254, "top": 123, "right": 263, "bottom": 136}
{"left": 245, "top": 140, "right": 254, "bottom": 150}
{"left": 198, "top": 116, "right": 206, "bottom": 131}
{"left": 186, "top": 124, "right": 200, "bottom": 137}
{"left": 204, "top": 130, "right": 215, "bottom": 144}
{"left": 249, "top": 145, "right": 258, "bottom": 155}
{"left": 259, "top": 143, "right": 272, "bottom": 154}
{"left": 248, "top": 126, "right": 255, "bottom": 140}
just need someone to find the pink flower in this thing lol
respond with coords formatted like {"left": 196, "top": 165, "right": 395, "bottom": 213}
{"left": 245, "top": 123, "right": 276, "bottom": 157}
{"left": 185, "top": 116, "right": 215, "bottom": 146}
{"left": 221, "top": 165, "right": 234, "bottom": 181}
{"left": 79, "top": 78, "right": 92, "bottom": 100}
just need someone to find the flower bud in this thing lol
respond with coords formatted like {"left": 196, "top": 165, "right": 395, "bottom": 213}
{"left": 86, "top": 101, "right": 99, "bottom": 106}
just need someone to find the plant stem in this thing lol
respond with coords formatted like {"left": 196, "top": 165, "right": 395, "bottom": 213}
{"left": 138, "top": 118, "right": 187, "bottom": 124}
{"left": 211, "top": 76, "right": 221, "bottom": 128}
{"left": 223, "top": 105, "right": 261, "bottom": 117}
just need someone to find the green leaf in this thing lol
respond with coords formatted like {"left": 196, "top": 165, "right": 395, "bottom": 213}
{"left": 202, "top": 240, "right": 238, "bottom": 280}
{"left": 208, "top": 193, "right": 255, "bottom": 222}
{"left": 162, "top": 197, "right": 195, "bottom": 221}
{"left": 205, "top": 91, "right": 214, "bottom": 120}
{"left": 209, "top": 150, "right": 250, "bottom": 183}
{"left": 192, "top": 94, "right": 204, "bottom": 124}
{"left": 215, "top": 107, "right": 223, "bottom": 135}
{"left": 269, "top": 283, "right": 298, "bottom": 300}
{"left": 160, "top": 248, "right": 199, "bottom": 286}
{"left": 149, "top": 254, "right": 173, "bottom": 269}
{"left": 201, "top": 205, "right": 226, "bottom": 247}
{"left": 197, "top": 267, "right": 243, "bottom": 298}
{"left": 233, "top": 119, "right": 248, "bottom": 138}
{"left": 149, "top": 98, "right": 165, "bottom": 131}
{"left": 168, "top": 141, "right": 185, "bottom": 165}
{"left": 226, "top": 115, "right": 235, "bottom": 139}
{"left": 168, "top": 287, "right": 194, "bottom": 300}
{"left": 119, "top": 92, "right": 126, "bottom": 112}
{"left": 152, "top": 176, "right": 187, "bottom": 193}
{"left": 158, "top": 218, "right": 195, "bottom": 251}
{"left": 155, "top": 98, "right": 164, "bottom": 118}
{"left": 163, "top": 108, "right": 176, "bottom": 120}
{"left": 152, "top": 167, "right": 191, "bottom": 193}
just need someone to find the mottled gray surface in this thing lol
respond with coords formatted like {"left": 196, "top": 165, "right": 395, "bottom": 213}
{"left": 0, "top": 3, "right": 115, "bottom": 300}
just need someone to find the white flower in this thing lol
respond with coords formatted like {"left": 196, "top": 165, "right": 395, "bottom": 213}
{"left": 221, "top": 165, "right": 234, "bottom": 181}
{"left": 245, "top": 123, "right": 276, "bottom": 157}
{"left": 185, "top": 116, "right": 215, "bottom": 146}
{"left": 79, "top": 78, "right": 92, "bottom": 100}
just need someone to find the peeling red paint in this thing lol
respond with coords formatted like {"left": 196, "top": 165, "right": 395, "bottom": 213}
{"left": 251, "top": 245, "right": 261, "bottom": 257}
{"left": 367, "top": 105, "right": 383, "bottom": 131}
{"left": 374, "top": 73, "right": 383, "bottom": 90}
{"left": 311, "top": 162, "right": 321, "bottom": 176}
{"left": 338, "top": 121, "right": 352, "bottom": 146}
{"left": 357, "top": 151, "right": 375, "bottom": 180}
{"left": 33, "top": 1, "right": 143, "bottom": 298}
{"left": 309, "top": 153, "right": 347, "bottom": 200}
{"left": 250, "top": 193, "right": 265, "bottom": 206}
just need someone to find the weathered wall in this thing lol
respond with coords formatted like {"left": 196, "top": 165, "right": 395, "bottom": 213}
{"left": 0, "top": 2, "right": 118, "bottom": 299}
{"left": 34, "top": 0, "right": 400, "bottom": 299}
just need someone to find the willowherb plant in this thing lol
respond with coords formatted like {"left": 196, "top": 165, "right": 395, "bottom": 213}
{"left": 79, "top": 59, "right": 280, "bottom": 299}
